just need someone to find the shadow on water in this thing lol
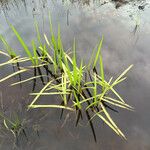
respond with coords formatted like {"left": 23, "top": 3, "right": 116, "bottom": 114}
{"left": 0, "top": 0, "right": 150, "bottom": 150}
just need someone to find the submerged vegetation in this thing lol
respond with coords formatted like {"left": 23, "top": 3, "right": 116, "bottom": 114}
{"left": 0, "top": 14, "right": 133, "bottom": 142}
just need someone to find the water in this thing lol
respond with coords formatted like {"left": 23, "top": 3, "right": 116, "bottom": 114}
{"left": 0, "top": 0, "right": 150, "bottom": 149}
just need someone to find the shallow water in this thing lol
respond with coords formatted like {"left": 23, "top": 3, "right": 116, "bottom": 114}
{"left": 0, "top": 0, "right": 150, "bottom": 149}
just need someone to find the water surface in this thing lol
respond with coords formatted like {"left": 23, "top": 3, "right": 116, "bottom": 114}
{"left": 0, "top": 0, "right": 150, "bottom": 149}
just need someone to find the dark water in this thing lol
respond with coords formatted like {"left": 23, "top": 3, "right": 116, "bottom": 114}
{"left": 0, "top": 0, "right": 150, "bottom": 149}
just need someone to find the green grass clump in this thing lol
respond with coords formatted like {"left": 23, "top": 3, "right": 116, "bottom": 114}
{"left": 0, "top": 16, "right": 134, "bottom": 142}
{"left": 0, "top": 111, "right": 28, "bottom": 145}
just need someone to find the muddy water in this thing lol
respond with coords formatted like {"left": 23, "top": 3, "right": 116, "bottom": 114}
{"left": 0, "top": 0, "right": 150, "bottom": 149}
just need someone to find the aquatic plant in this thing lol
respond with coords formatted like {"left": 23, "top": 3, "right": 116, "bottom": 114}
{"left": 0, "top": 111, "right": 28, "bottom": 145}
{"left": 0, "top": 15, "right": 133, "bottom": 142}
